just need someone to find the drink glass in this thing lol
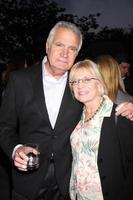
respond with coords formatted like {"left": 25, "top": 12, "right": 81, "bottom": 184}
{"left": 25, "top": 143, "right": 40, "bottom": 171}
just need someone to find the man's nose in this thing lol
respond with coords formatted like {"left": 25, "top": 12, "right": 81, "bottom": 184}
{"left": 61, "top": 48, "right": 68, "bottom": 58}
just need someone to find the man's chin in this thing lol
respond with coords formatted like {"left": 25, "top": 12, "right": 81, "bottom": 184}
{"left": 55, "top": 65, "right": 70, "bottom": 71}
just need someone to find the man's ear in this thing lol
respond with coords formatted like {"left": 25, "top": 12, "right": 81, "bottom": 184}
{"left": 46, "top": 42, "right": 48, "bottom": 54}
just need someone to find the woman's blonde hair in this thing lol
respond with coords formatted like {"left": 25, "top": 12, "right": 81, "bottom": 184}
{"left": 69, "top": 59, "right": 108, "bottom": 96}
{"left": 96, "top": 54, "right": 125, "bottom": 102}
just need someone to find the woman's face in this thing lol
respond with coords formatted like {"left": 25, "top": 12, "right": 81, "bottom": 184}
{"left": 71, "top": 68, "right": 101, "bottom": 104}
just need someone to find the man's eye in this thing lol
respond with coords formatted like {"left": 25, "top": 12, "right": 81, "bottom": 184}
{"left": 55, "top": 43, "right": 63, "bottom": 47}
{"left": 69, "top": 47, "right": 78, "bottom": 53}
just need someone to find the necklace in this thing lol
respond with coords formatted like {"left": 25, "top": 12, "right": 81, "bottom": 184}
{"left": 84, "top": 98, "right": 104, "bottom": 123}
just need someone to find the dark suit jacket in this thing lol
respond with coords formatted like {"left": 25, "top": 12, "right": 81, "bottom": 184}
{"left": 0, "top": 63, "right": 83, "bottom": 200}
{"left": 98, "top": 105, "right": 133, "bottom": 200}
{"left": 0, "top": 148, "right": 11, "bottom": 200}
{"left": 124, "top": 76, "right": 133, "bottom": 96}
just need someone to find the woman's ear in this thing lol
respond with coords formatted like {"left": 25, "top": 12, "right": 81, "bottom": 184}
{"left": 97, "top": 82, "right": 104, "bottom": 96}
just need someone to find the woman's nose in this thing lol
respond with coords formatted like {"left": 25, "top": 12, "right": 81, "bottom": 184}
{"left": 77, "top": 80, "right": 84, "bottom": 88}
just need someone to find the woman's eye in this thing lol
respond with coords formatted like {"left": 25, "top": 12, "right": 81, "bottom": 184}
{"left": 73, "top": 80, "right": 78, "bottom": 84}
{"left": 84, "top": 78, "right": 91, "bottom": 83}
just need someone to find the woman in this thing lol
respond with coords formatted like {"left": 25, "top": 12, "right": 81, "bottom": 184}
{"left": 95, "top": 54, "right": 133, "bottom": 104}
{"left": 69, "top": 59, "right": 133, "bottom": 200}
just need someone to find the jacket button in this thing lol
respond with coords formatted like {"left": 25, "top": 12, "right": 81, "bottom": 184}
{"left": 52, "top": 135, "right": 57, "bottom": 138}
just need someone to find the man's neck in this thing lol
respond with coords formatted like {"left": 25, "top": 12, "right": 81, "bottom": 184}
{"left": 45, "top": 62, "right": 66, "bottom": 80}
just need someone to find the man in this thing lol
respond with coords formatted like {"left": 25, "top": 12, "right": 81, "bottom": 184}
{"left": 115, "top": 53, "right": 133, "bottom": 96}
{"left": 0, "top": 21, "right": 133, "bottom": 200}
{"left": 119, "top": 62, "right": 133, "bottom": 96}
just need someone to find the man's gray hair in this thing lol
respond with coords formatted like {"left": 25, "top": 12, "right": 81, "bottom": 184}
{"left": 46, "top": 21, "right": 83, "bottom": 52}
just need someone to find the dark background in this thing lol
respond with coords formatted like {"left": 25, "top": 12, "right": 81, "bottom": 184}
{"left": 0, "top": 0, "right": 133, "bottom": 75}
{"left": 54, "top": 0, "right": 133, "bottom": 28}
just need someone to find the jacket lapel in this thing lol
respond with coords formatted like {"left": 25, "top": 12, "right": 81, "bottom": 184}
{"left": 29, "top": 63, "right": 50, "bottom": 124}
{"left": 54, "top": 78, "right": 71, "bottom": 131}
{"left": 98, "top": 109, "right": 116, "bottom": 161}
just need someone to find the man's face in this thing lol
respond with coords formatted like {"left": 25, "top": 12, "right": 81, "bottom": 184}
{"left": 119, "top": 62, "right": 130, "bottom": 77}
{"left": 46, "top": 27, "right": 81, "bottom": 74}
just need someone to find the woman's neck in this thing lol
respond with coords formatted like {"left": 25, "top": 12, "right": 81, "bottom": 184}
{"left": 85, "top": 97, "right": 103, "bottom": 114}
{"left": 84, "top": 97, "right": 104, "bottom": 123}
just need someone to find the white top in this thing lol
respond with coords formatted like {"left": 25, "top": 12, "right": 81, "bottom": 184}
{"left": 42, "top": 56, "right": 68, "bottom": 128}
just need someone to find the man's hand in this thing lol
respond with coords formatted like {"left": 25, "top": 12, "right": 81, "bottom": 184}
{"left": 13, "top": 145, "right": 38, "bottom": 171}
{"left": 115, "top": 102, "right": 133, "bottom": 121}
